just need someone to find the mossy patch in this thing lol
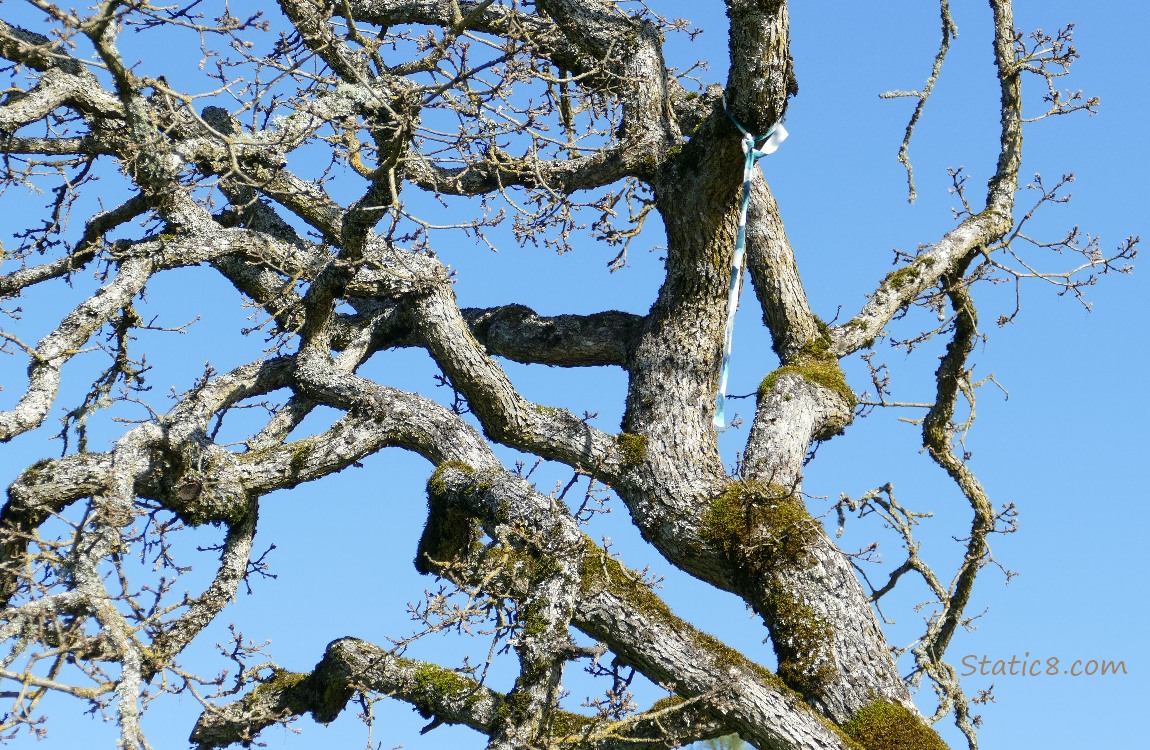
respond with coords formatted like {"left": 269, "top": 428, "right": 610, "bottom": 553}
{"left": 579, "top": 535, "right": 672, "bottom": 623}
{"left": 19, "top": 458, "right": 53, "bottom": 485}
{"left": 514, "top": 552, "right": 570, "bottom": 638}
{"left": 289, "top": 440, "right": 314, "bottom": 477}
{"left": 578, "top": 533, "right": 792, "bottom": 695}
{"left": 262, "top": 668, "right": 308, "bottom": 692}
{"left": 700, "top": 481, "right": 818, "bottom": 565}
{"left": 700, "top": 481, "right": 839, "bottom": 700}
{"left": 767, "top": 589, "right": 837, "bottom": 698}
{"left": 648, "top": 694, "right": 686, "bottom": 712}
{"left": 841, "top": 700, "right": 950, "bottom": 750}
{"left": 494, "top": 685, "right": 532, "bottom": 724}
{"left": 250, "top": 668, "right": 312, "bottom": 715}
{"left": 691, "top": 628, "right": 790, "bottom": 693}
{"left": 615, "top": 433, "right": 649, "bottom": 466}
{"left": 426, "top": 460, "right": 475, "bottom": 496}
{"left": 759, "top": 337, "right": 855, "bottom": 408}
{"left": 411, "top": 662, "right": 478, "bottom": 701}
{"left": 884, "top": 255, "right": 936, "bottom": 293}
{"left": 546, "top": 709, "right": 597, "bottom": 738}
{"left": 576, "top": 533, "right": 855, "bottom": 742}
{"left": 884, "top": 265, "right": 917, "bottom": 291}
{"left": 404, "top": 660, "right": 488, "bottom": 723}
{"left": 418, "top": 461, "right": 482, "bottom": 574}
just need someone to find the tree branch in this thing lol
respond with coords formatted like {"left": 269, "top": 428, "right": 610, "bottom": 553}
{"left": 461, "top": 305, "right": 642, "bottom": 368}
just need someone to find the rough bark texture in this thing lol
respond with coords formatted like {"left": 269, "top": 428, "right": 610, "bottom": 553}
{"left": 1, "top": 1, "right": 1124, "bottom": 749}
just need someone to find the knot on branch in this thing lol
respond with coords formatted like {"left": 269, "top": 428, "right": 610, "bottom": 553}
{"left": 417, "top": 461, "right": 485, "bottom": 575}
{"left": 189, "top": 653, "right": 356, "bottom": 749}
{"left": 157, "top": 443, "right": 249, "bottom": 527}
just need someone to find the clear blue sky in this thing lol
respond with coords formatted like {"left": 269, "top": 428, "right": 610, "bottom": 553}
{"left": 0, "top": 1, "right": 1145, "bottom": 748}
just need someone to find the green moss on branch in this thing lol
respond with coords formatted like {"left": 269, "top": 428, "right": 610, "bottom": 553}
{"left": 615, "top": 433, "right": 649, "bottom": 466}
{"left": 700, "top": 481, "right": 839, "bottom": 700}
{"left": 759, "top": 336, "right": 855, "bottom": 407}
{"left": 426, "top": 460, "right": 475, "bottom": 496}
{"left": 841, "top": 700, "right": 950, "bottom": 750}
{"left": 418, "top": 461, "right": 482, "bottom": 574}
{"left": 411, "top": 662, "right": 483, "bottom": 707}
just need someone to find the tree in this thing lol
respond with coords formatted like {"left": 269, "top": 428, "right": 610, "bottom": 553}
{"left": 0, "top": 1, "right": 1136, "bottom": 749}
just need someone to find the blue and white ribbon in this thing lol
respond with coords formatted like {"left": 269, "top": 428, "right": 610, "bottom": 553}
{"left": 715, "top": 98, "right": 788, "bottom": 428}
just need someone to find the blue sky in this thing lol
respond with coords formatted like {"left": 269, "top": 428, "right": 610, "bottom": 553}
{"left": 1, "top": 1, "right": 1146, "bottom": 748}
